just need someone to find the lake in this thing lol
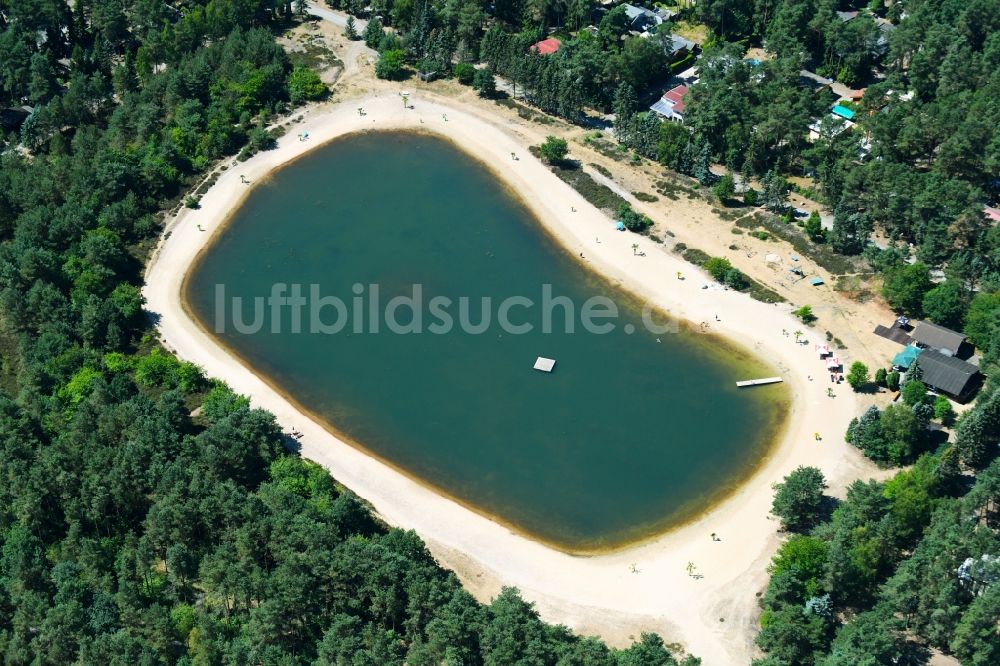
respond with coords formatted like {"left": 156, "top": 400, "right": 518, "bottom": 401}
{"left": 185, "top": 131, "right": 788, "bottom": 551}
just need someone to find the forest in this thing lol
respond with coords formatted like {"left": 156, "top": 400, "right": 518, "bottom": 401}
{"left": 0, "top": 1, "right": 698, "bottom": 663}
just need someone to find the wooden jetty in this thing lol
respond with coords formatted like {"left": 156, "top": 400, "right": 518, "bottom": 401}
{"left": 736, "top": 376, "right": 783, "bottom": 388}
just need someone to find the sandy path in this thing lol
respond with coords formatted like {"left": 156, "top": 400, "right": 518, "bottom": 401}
{"left": 145, "top": 92, "right": 876, "bottom": 664}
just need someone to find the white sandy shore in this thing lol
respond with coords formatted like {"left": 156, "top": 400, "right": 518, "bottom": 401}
{"left": 145, "top": 93, "right": 869, "bottom": 664}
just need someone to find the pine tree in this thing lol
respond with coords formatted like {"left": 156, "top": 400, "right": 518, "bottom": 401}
{"left": 612, "top": 82, "right": 638, "bottom": 144}
{"left": 694, "top": 139, "right": 712, "bottom": 184}
{"left": 344, "top": 16, "right": 358, "bottom": 40}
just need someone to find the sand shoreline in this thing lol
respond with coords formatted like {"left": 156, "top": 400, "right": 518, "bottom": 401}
{"left": 145, "top": 92, "right": 868, "bottom": 664}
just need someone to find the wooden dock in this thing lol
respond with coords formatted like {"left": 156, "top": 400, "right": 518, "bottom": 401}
{"left": 736, "top": 377, "right": 783, "bottom": 388}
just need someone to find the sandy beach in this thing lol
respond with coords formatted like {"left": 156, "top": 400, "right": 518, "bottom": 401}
{"left": 145, "top": 92, "right": 876, "bottom": 664}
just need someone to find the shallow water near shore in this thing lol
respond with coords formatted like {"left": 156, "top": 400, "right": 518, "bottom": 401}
{"left": 185, "top": 131, "right": 788, "bottom": 551}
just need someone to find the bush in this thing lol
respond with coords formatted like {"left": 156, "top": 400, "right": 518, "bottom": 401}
{"left": 793, "top": 305, "right": 815, "bottom": 323}
{"left": 846, "top": 361, "right": 870, "bottom": 391}
{"left": 743, "top": 188, "right": 758, "bottom": 206}
{"left": 933, "top": 396, "right": 955, "bottom": 426}
{"left": 704, "top": 256, "right": 733, "bottom": 282}
{"left": 454, "top": 62, "right": 476, "bottom": 84}
{"left": 724, "top": 267, "right": 749, "bottom": 290}
{"left": 288, "top": 66, "right": 326, "bottom": 103}
{"left": 472, "top": 67, "right": 496, "bottom": 97}
{"left": 184, "top": 195, "right": 200, "bottom": 209}
{"left": 875, "top": 367, "right": 887, "bottom": 386}
{"left": 887, "top": 370, "right": 900, "bottom": 391}
{"left": 375, "top": 49, "right": 406, "bottom": 80}
{"left": 901, "top": 380, "right": 927, "bottom": 406}
{"left": 538, "top": 136, "right": 568, "bottom": 163}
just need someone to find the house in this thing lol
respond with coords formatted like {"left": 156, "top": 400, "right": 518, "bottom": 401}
{"left": 914, "top": 350, "right": 982, "bottom": 402}
{"left": 622, "top": 4, "right": 658, "bottom": 32}
{"left": 649, "top": 84, "right": 689, "bottom": 122}
{"left": 666, "top": 33, "right": 696, "bottom": 60}
{"left": 984, "top": 206, "right": 1000, "bottom": 224}
{"left": 831, "top": 104, "right": 856, "bottom": 121}
{"left": 836, "top": 10, "right": 859, "bottom": 22}
{"left": 911, "top": 321, "right": 968, "bottom": 357}
{"left": 530, "top": 37, "right": 561, "bottom": 55}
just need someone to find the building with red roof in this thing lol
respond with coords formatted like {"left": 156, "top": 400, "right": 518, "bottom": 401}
{"left": 649, "top": 84, "right": 689, "bottom": 122}
{"left": 530, "top": 38, "right": 562, "bottom": 55}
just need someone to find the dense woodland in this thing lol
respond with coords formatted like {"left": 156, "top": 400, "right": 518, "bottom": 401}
{"left": 2, "top": 0, "right": 999, "bottom": 664}
{"left": 0, "top": 1, "right": 701, "bottom": 664}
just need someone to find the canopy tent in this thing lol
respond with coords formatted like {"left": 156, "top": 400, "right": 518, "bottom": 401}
{"left": 810, "top": 277, "right": 825, "bottom": 286}
{"left": 765, "top": 253, "right": 782, "bottom": 264}
{"left": 816, "top": 344, "right": 831, "bottom": 357}
{"left": 826, "top": 357, "right": 842, "bottom": 369}
{"left": 892, "top": 345, "right": 922, "bottom": 370}
{"left": 615, "top": 221, "right": 626, "bottom": 231}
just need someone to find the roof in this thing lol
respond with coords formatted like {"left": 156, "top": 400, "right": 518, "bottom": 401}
{"left": 622, "top": 4, "right": 652, "bottom": 20}
{"left": 985, "top": 206, "right": 1000, "bottom": 223}
{"left": 664, "top": 85, "right": 689, "bottom": 113}
{"left": 531, "top": 38, "right": 561, "bottom": 55}
{"left": 892, "top": 346, "right": 922, "bottom": 369}
{"left": 810, "top": 277, "right": 824, "bottom": 286}
{"left": 916, "top": 350, "right": 980, "bottom": 398}
{"left": 668, "top": 34, "right": 696, "bottom": 54}
{"left": 912, "top": 321, "right": 966, "bottom": 353}
{"left": 649, "top": 98, "right": 681, "bottom": 119}
{"left": 832, "top": 104, "right": 855, "bottom": 120}
{"left": 874, "top": 324, "right": 913, "bottom": 346}
{"left": 836, "top": 10, "right": 859, "bottom": 21}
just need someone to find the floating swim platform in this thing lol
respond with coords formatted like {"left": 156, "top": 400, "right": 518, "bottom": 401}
{"left": 736, "top": 377, "right": 782, "bottom": 387}
{"left": 534, "top": 357, "right": 556, "bottom": 372}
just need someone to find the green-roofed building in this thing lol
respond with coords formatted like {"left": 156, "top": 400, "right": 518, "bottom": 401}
{"left": 893, "top": 345, "right": 922, "bottom": 369}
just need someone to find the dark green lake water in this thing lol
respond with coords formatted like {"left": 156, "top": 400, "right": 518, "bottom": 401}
{"left": 186, "top": 131, "right": 787, "bottom": 551}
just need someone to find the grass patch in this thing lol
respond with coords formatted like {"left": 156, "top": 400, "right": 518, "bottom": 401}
{"left": 548, "top": 163, "right": 626, "bottom": 213}
{"left": 589, "top": 138, "right": 628, "bottom": 162}
{"left": 633, "top": 191, "right": 659, "bottom": 203}
{"left": 589, "top": 162, "right": 612, "bottom": 178}
{"left": 834, "top": 274, "right": 875, "bottom": 303}
{"left": 731, "top": 227, "right": 745, "bottom": 234}
{"left": 750, "top": 230, "right": 770, "bottom": 241}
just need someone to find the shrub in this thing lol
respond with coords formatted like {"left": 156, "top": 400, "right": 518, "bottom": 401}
{"left": 538, "top": 136, "right": 568, "bottom": 163}
{"left": 901, "top": 379, "right": 927, "bottom": 406}
{"left": 288, "top": 66, "right": 326, "bottom": 103}
{"left": 375, "top": 49, "right": 406, "bottom": 80}
{"left": 704, "top": 256, "right": 733, "bottom": 282}
{"left": 933, "top": 396, "right": 955, "bottom": 426}
{"left": 454, "top": 62, "right": 475, "bottom": 85}
{"left": 846, "top": 361, "right": 870, "bottom": 391}
{"left": 743, "top": 188, "right": 758, "bottom": 206}
{"left": 793, "top": 305, "right": 815, "bottom": 323}
{"left": 616, "top": 203, "right": 652, "bottom": 232}
{"left": 874, "top": 367, "right": 887, "bottom": 386}
{"left": 472, "top": 67, "right": 496, "bottom": 97}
